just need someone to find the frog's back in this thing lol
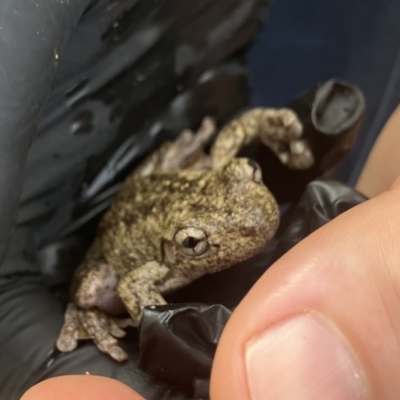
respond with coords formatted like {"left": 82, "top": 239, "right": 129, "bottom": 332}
{"left": 98, "top": 170, "right": 208, "bottom": 275}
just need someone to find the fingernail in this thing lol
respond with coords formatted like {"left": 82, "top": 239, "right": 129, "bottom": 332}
{"left": 245, "top": 314, "right": 370, "bottom": 400}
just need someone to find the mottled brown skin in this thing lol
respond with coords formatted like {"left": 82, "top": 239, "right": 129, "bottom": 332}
{"left": 211, "top": 108, "right": 314, "bottom": 170}
{"left": 56, "top": 109, "right": 313, "bottom": 361}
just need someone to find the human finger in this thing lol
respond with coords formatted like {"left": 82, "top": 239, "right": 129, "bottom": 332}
{"left": 211, "top": 177, "right": 400, "bottom": 399}
{"left": 21, "top": 375, "right": 145, "bottom": 400}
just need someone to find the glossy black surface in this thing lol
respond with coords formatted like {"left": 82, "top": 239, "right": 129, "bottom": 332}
{"left": 0, "top": 1, "right": 371, "bottom": 399}
{"left": 0, "top": 1, "right": 269, "bottom": 399}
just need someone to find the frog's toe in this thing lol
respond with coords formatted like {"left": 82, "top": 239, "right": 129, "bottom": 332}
{"left": 109, "top": 346, "right": 128, "bottom": 362}
{"left": 57, "top": 302, "right": 80, "bottom": 353}
{"left": 277, "top": 151, "right": 290, "bottom": 166}
{"left": 108, "top": 319, "right": 127, "bottom": 338}
{"left": 287, "top": 120, "right": 303, "bottom": 140}
{"left": 96, "top": 337, "right": 128, "bottom": 362}
{"left": 288, "top": 140, "right": 314, "bottom": 169}
{"left": 282, "top": 112, "right": 303, "bottom": 139}
{"left": 77, "top": 308, "right": 129, "bottom": 361}
{"left": 56, "top": 332, "right": 78, "bottom": 352}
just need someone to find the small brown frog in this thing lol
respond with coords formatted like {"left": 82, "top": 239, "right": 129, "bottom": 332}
{"left": 56, "top": 108, "right": 313, "bottom": 361}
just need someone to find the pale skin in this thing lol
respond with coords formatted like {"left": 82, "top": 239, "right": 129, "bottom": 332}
{"left": 356, "top": 105, "right": 400, "bottom": 197}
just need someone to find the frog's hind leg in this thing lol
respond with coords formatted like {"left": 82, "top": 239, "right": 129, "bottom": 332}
{"left": 175, "top": 116, "right": 216, "bottom": 169}
{"left": 159, "top": 116, "right": 216, "bottom": 170}
{"left": 57, "top": 239, "right": 129, "bottom": 361}
{"left": 210, "top": 108, "right": 314, "bottom": 170}
{"left": 133, "top": 116, "right": 216, "bottom": 178}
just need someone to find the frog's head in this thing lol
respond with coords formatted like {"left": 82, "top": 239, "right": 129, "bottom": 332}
{"left": 163, "top": 158, "right": 280, "bottom": 272}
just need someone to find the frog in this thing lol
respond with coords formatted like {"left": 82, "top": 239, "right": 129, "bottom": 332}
{"left": 56, "top": 108, "right": 313, "bottom": 361}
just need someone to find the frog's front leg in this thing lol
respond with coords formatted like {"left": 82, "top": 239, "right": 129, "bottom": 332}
{"left": 57, "top": 240, "right": 131, "bottom": 361}
{"left": 211, "top": 108, "right": 314, "bottom": 170}
{"left": 157, "top": 273, "right": 196, "bottom": 294}
{"left": 117, "top": 261, "right": 170, "bottom": 326}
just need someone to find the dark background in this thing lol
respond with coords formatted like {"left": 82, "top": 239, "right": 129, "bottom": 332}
{"left": 249, "top": 0, "right": 400, "bottom": 185}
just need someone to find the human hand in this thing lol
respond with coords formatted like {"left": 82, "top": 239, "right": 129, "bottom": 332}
{"left": 210, "top": 175, "right": 400, "bottom": 399}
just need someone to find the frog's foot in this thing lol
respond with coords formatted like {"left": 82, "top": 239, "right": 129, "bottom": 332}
{"left": 258, "top": 108, "right": 303, "bottom": 141}
{"left": 160, "top": 116, "right": 216, "bottom": 170}
{"left": 266, "top": 137, "right": 315, "bottom": 170}
{"left": 56, "top": 303, "right": 128, "bottom": 362}
{"left": 258, "top": 109, "right": 314, "bottom": 170}
{"left": 78, "top": 308, "right": 128, "bottom": 361}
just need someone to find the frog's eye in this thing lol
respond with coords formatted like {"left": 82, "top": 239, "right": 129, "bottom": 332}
{"left": 247, "top": 159, "right": 263, "bottom": 183}
{"left": 174, "top": 227, "right": 210, "bottom": 257}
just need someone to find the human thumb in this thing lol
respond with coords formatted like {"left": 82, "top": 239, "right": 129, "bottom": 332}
{"left": 211, "top": 176, "right": 400, "bottom": 400}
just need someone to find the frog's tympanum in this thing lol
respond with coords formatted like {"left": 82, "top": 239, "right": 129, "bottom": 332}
{"left": 56, "top": 108, "right": 313, "bottom": 361}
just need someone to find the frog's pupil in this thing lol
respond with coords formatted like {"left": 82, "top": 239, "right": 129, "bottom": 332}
{"left": 182, "top": 236, "right": 199, "bottom": 248}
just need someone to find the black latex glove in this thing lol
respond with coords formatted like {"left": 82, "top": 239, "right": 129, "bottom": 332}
{"left": 0, "top": 1, "right": 367, "bottom": 399}
{"left": 0, "top": 0, "right": 90, "bottom": 266}
{"left": 0, "top": 1, "right": 269, "bottom": 399}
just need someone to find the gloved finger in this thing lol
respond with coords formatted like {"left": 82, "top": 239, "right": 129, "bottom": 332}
{"left": 21, "top": 376, "right": 145, "bottom": 400}
{"left": 211, "top": 176, "right": 400, "bottom": 400}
